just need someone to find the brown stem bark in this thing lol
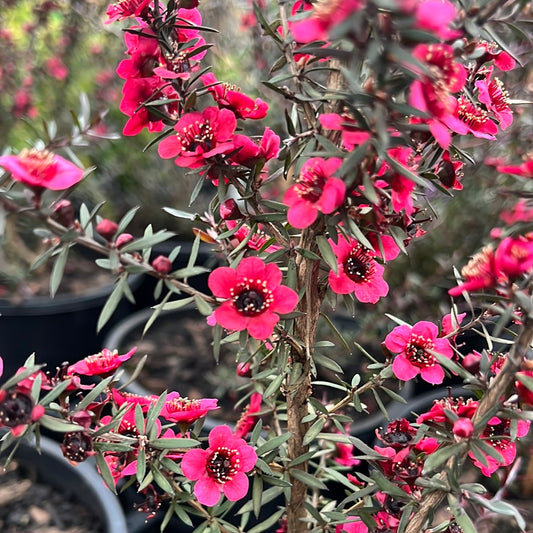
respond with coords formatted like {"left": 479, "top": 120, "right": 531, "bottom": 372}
{"left": 286, "top": 225, "right": 324, "bottom": 532}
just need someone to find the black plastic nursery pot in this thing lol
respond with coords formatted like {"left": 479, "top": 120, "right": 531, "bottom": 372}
{"left": 0, "top": 432, "right": 128, "bottom": 533}
{"left": 103, "top": 306, "right": 414, "bottom": 442}
{"left": 0, "top": 274, "right": 142, "bottom": 385}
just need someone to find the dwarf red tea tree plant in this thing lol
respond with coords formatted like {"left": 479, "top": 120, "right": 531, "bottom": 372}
{"left": 1, "top": 1, "right": 533, "bottom": 532}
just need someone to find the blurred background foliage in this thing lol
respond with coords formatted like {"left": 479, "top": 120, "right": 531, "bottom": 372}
{"left": 1, "top": 0, "right": 533, "bottom": 329}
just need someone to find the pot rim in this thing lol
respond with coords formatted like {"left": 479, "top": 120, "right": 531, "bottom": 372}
{"left": 0, "top": 431, "right": 128, "bottom": 533}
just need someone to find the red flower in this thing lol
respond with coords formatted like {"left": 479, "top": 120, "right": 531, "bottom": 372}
{"left": 105, "top": 0, "right": 152, "bottom": 24}
{"left": 234, "top": 392, "right": 262, "bottom": 439}
{"left": 0, "top": 149, "right": 84, "bottom": 191}
{"left": 469, "top": 416, "right": 530, "bottom": 476}
{"left": 290, "top": 0, "right": 363, "bottom": 43}
{"left": 284, "top": 157, "right": 345, "bottom": 228}
{"left": 228, "top": 128, "right": 280, "bottom": 169}
{"left": 158, "top": 107, "right": 237, "bottom": 168}
{"left": 202, "top": 73, "right": 268, "bottom": 120}
{"left": 328, "top": 236, "right": 389, "bottom": 304}
{"left": 208, "top": 257, "right": 299, "bottom": 340}
{"left": 453, "top": 418, "right": 474, "bottom": 439}
{"left": 497, "top": 158, "right": 533, "bottom": 178}
{"left": 476, "top": 41, "right": 516, "bottom": 71}
{"left": 385, "top": 321, "right": 453, "bottom": 384}
{"left": 160, "top": 392, "right": 219, "bottom": 425}
{"left": 67, "top": 347, "right": 137, "bottom": 377}
{"left": 516, "top": 371, "right": 533, "bottom": 405}
{"left": 119, "top": 77, "right": 177, "bottom": 136}
{"left": 448, "top": 245, "right": 501, "bottom": 297}
{"left": 181, "top": 425, "right": 257, "bottom": 506}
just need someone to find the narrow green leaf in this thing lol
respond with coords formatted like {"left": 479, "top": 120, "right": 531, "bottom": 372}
{"left": 290, "top": 468, "right": 327, "bottom": 490}
{"left": 316, "top": 235, "right": 338, "bottom": 273}
{"left": 95, "top": 453, "right": 118, "bottom": 494}
{"left": 50, "top": 246, "right": 69, "bottom": 298}
{"left": 97, "top": 277, "right": 126, "bottom": 332}
{"left": 263, "top": 373, "right": 285, "bottom": 399}
{"left": 256, "top": 433, "right": 292, "bottom": 456}
{"left": 303, "top": 418, "right": 326, "bottom": 446}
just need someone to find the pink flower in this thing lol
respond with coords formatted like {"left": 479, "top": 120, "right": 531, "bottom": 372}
{"left": 336, "top": 518, "right": 369, "bottom": 533}
{"left": 290, "top": 0, "right": 363, "bottom": 43}
{"left": 494, "top": 236, "right": 533, "bottom": 279}
{"left": 500, "top": 200, "right": 533, "bottom": 225}
{"left": 413, "top": 0, "right": 461, "bottom": 40}
{"left": 158, "top": 107, "right": 237, "bottom": 168}
{"left": 385, "top": 321, "right": 453, "bottom": 384}
{"left": 202, "top": 73, "right": 268, "bottom": 120}
{"left": 456, "top": 96, "right": 498, "bottom": 140}
{"left": 284, "top": 157, "right": 345, "bottom": 228}
{"left": 416, "top": 396, "right": 479, "bottom": 425}
{"left": 409, "top": 44, "right": 467, "bottom": 148}
{"left": 328, "top": 236, "right": 389, "bottom": 303}
{"left": 0, "top": 149, "right": 84, "bottom": 191}
{"left": 67, "top": 347, "right": 137, "bottom": 377}
{"left": 318, "top": 113, "right": 371, "bottom": 151}
{"left": 475, "top": 67, "right": 513, "bottom": 130}
{"left": 228, "top": 128, "right": 280, "bottom": 169}
{"left": 45, "top": 57, "right": 68, "bottom": 80}
{"left": 453, "top": 418, "right": 474, "bottom": 439}
{"left": 181, "top": 425, "right": 257, "bottom": 506}
{"left": 208, "top": 257, "right": 299, "bottom": 340}
{"left": 516, "top": 371, "right": 533, "bottom": 405}
{"left": 160, "top": 392, "right": 219, "bottom": 425}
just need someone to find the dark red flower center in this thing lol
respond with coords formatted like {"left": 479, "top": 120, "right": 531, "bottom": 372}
{"left": 405, "top": 334, "right": 435, "bottom": 368}
{"left": 344, "top": 245, "right": 374, "bottom": 283}
{"left": 62, "top": 431, "right": 94, "bottom": 463}
{"left": 206, "top": 447, "right": 239, "bottom": 484}
{"left": 231, "top": 280, "right": 274, "bottom": 317}
{"left": 177, "top": 121, "right": 214, "bottom": 153}
{"left": 294, "top": 166, "right": 326, "bottom": 203}
{"left": 484, "top": 419, "right": 511, "bottom": 449}
{"left": 0, "top": 390, "right": 34, "bottom": 427}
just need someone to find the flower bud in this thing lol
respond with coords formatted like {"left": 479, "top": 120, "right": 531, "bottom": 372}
{"left": 152, "top": 255, "right": 172, "bottom": 275}
{"left": 462, "top": 352, "right": 481, "bottom": 375}
{"left": 96, "top": 218, "right": 118, "bottom": 241}
{"left": 52, "top": 199, "right": 75, "bottom": 227}
{"left": 220, "top": 198, "right": 242, "bottom": 220}
{"left": 71, "top": 410, "right": 92, "bottom": 429}
{"left": 453, "top": 418, "right": 474, "bottom": 439}
{"left": 115, "top": 232, "right": 134, "bottom": 249}
{"left": 236, "top": 362, "right": 251, "bottom": 377}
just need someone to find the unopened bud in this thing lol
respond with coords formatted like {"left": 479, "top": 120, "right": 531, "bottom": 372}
{"left": 236, "top": 362, "right": 251, "bottom": 377}
{"left": 96, "top": 219, "right": 118, "bottom": 242}
{"left": 462, "top": 352, "right": 481, "bottom": 375}
{"left": 115, "top": 233, "right": 134, "bottom": 249}
{"left": 52, "top": 199, "right": 75, "bottom": 227}
{"left": 152, "top": 255, "right": 172, "bottom": 274}
{"left": 453, "top": 418, "right": 474, "bottom": 439}
{"left": 220, "top": 198, "right": 243, "bottom": 220}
